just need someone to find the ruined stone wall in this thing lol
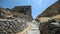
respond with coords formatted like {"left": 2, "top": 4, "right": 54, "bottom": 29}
{"left": 36, "top": 1, "right": 60, "bottom": 34}
{"left": 36, "top": 0, "right": 60, "bottom": 22}
{"left": 37, "top": 0, "right": 60, "bottom": 18}
{"left": 0, "top": 6, "right": 33, "bottom": 34}
{"left": 12, "top": 6, "right": 33, "bottom": 20}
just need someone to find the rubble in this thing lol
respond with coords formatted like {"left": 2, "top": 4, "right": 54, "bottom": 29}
{"left": 0, "top": 6, "right": 32, "bottom": 34}
{"left": 36, "top": 0, "right": 60, "bottom": 34}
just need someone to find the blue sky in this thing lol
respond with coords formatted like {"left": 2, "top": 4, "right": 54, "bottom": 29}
{"left": 0, "top": 0, "right": 58, "bottom": 18}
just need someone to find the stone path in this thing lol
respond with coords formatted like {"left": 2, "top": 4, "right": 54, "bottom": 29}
{"left": 28, "top": 23, "right": 40, "bottom": 34}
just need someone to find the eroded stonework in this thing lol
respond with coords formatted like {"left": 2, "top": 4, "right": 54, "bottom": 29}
{"left": 36, "top": 0, "right": 60, "bottom": 34}
{"left": 0, "top": 6, "right": 32, "bottom": 34}
{"left": 36, "top": 0, "right": 60, "bottom": 22}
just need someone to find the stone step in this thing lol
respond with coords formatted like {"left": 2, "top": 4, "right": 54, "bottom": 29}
{"left": 28, "top": 24, "right": 40, "bottom": 34}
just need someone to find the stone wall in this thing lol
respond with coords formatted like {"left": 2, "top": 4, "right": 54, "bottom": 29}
{"left": 0, "top": 6, "right": 33, "bottom": 34}
{"left": 12, "top": 6, "right": 33, "bottom": 20}
{"left": 36, "top": 0, "right": 60, "bottom": 22}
